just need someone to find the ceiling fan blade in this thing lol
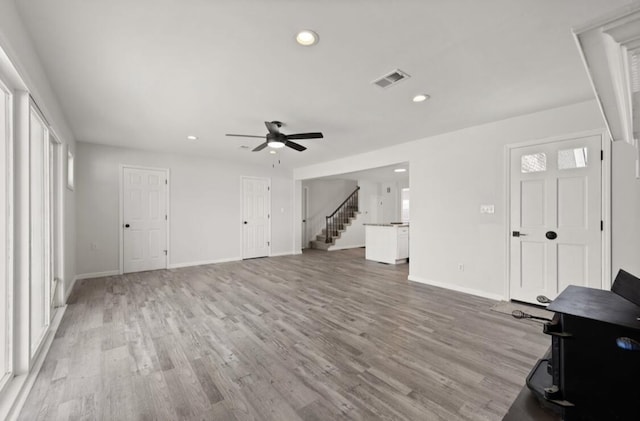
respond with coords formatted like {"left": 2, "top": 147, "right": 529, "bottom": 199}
{"left": 225, "top": 134, "right": 265, "bottom": 139}
{"left": 286, "top": 132, "right": 324, "bottom": 140}
{"left": 252, "top": 142, "right": 269, "bottom": 152}
{"left": 285, "top": 140, "right": 307, "bottom": 151}
{"left": 265, "top": 121, "right": 281, "bottom": 134}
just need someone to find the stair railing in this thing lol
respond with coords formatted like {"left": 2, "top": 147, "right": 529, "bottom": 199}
{"left": 325, "top": 186, "right": 360, "bottom": 243}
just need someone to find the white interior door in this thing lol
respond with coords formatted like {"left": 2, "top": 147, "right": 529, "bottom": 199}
{"left": 242, "top": 177, "right": 270, "bottom": 259}
{"left": 123, "top": 167, "right": 167, "bottom": 273}
{"left": 510, "top": 134, "right": 602, "bottom": 304}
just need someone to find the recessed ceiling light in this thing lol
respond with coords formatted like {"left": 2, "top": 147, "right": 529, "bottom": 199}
{"left": 394, "top": 168, "right": 407, "bottom": 173}
{"left": 296, "top": 30, "right": 319, "bottom": 46}
{"left": 412, "top": 94, "right": 430, "bottom": 103}
{"left": 186, "top": 135, "right": 198, "bottom": 140}
{"left": 269, "top": 150, "right": 277, "bottom": 154}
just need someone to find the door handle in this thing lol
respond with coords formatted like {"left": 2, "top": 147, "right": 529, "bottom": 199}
{"left": 124, "top": 224, "right": 130, "bottom": 228}
{"left": 545, "top": 231, "right": 558, "bottom": 240}
{"left": 512, "top": 231, "right": 527, "bottom": 237}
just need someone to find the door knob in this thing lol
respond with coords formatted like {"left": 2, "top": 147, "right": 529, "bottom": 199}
{"left": 124, "top": 224, "right": 130, "bottom": 228}
{"left": 243, "top": 221, "right": 248, "bottom": 225}
{"left": 545, "top": 231, "right": 558, "bottom": 240}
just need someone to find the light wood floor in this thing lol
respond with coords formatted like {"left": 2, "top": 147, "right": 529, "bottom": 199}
{"left": 19, "top": 248, "right": 548, "bottom": 421}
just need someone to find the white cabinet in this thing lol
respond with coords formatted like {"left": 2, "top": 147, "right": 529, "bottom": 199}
{"left": 365, "top": 225, "right": 409, "bottom": 264}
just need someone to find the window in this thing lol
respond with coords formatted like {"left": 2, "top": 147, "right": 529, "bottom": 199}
{"left": 401, "top": 188, "right": 410, "bottom": 223}
{"left": 558, "top": 147, "right": 588, "bottom": 170}
{"left": 521, "top": 153, "right": 547, "bottom": 173}
{"left": 29, "top": 106, "right": 51, "bottom": 357}
{"left": 66, "top": 148, "right": 73, "bottom": 190}
{"left": 0, "top": 79, "right": 11, "bottom": 391}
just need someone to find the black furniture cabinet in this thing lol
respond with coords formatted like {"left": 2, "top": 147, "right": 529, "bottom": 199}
{"left": 525, "top": 271, "right": 640, "bottom": 420}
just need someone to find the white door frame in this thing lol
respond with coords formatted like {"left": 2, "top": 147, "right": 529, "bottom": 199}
{"left": 503, "top": 129, "right": 611, "bottom": 300}
{"left": 240, "top": 176, "right": 271, "bottom": 259}
{"left": 48, "top": 131, "right": 63, "bottom": 307}
{"left": 119, "top": 165, "right": 170, "bottom": 275}
{"left": 0, "top": 77, "right": 13, "bottom": 394}
{"left": 302, "top": 186, "right": 309, "bottom": 248}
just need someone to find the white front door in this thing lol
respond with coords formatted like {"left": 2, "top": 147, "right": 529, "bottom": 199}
{"left": 509, "top": 134, "right": 603, "bottom": 304}
{"left": 123, "top": 167, "right": 167, "bottom": 273}
{"left": 242, "top": 177, "right": 270, "bottom": 259}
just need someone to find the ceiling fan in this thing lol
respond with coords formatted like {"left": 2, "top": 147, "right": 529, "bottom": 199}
{"left": 226, "top": 121, "right": 323, "bottom": 152}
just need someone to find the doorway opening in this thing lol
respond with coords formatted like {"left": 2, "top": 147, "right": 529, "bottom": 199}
{"left": 300, "top": 162, "right": 409, "bottom": 251}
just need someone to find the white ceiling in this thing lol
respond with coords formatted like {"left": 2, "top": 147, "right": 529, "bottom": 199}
{"left": 15, "top": 0, "right": 636, "bottom": 168}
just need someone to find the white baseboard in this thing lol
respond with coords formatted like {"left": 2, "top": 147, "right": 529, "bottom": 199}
{"left": 167, "top": 257, "right": 241, "bottom": 269}
{"left": 64, "top": 276, "right": 77, "bottom": 303}
{"left": 1, "top": 306, "right": 66, "bottom": 421}
{"left": 81, "top": 252, "right": 302, "bottom": 275}
{"left": 408, "top": 275, "right": 504, "bottom": 301}
{"left": 75, "top": 270, "right": 120, "bottom": 280}
{"left": 328, "top": 244, "right": 365, "bottom": 251}
{"left": 269, "top": 251, "right": 299, "bottom": 257}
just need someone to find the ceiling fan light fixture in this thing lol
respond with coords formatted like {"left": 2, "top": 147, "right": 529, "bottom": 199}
{"left": 296, "top": 30, "right": 319, "bottom": 46}
{"left": 268, "top": 140, "right": 285, "bottom": 148}
{"left": 412, "top": 94, "right": 430, "bottom": 103}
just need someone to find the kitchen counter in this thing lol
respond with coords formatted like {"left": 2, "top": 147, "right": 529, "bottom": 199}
{"left": 365, "top": 224, "right": 409, "bottom": 264}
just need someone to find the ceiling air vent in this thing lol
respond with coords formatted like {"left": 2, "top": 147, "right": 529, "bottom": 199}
{"left": 372, "top": 69, "right": 411, "bottom": 89}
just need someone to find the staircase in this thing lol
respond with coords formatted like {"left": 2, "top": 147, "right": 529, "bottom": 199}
{"left": 310, "top": 187, "right": 360, "bottom": 250}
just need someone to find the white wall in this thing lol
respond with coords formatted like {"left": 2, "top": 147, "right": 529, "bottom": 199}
{"left": 76, "top": 142, "right": 296, "bottom": 276}
{"left": 301, "top": 178, "right": 357, "bottom": 244}
{"left": 294, "top": 100, "right": 608, "bottom": 300}
{"left": 611, "top": 140, "right": 640, "bottom": 278}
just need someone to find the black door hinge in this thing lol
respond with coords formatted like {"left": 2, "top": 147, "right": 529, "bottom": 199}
{"left": 601, "top": 220, "right": 604, "bottom": 231}
{"left": 601, "top": 150, "right": 604, "bottom": 161}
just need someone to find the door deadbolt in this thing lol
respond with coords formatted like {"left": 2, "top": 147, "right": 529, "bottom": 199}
{"left": 546, "top": 231, "right": 558, "bottom": 240}
{"left": 124, "top": 224, "right": 130, "bottom": 228}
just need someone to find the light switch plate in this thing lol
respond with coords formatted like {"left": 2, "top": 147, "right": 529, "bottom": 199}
{"left": 480, "top": 205, "right": 495, "bottom": 214}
